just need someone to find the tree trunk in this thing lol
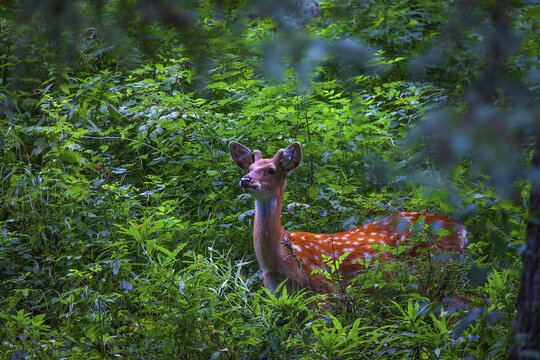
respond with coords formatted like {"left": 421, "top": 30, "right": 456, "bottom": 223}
{"left": 508, "top": 146, "right": 540, "bottom": 359}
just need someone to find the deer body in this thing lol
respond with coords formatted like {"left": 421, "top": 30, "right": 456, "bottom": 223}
{"left": 229, "top": 141, "right": 466, "bottom": 294}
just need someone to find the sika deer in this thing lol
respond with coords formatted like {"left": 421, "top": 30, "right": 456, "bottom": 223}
{"left": 229, "top": 141, "right": 466, "bottom": 294}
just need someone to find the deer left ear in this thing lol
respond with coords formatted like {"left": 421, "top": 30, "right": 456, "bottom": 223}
{"left": 229, "top": 141, "right": 254, "bottom": 171}
{"left": 281, "top": 142, "right": 302, "bottom": 172}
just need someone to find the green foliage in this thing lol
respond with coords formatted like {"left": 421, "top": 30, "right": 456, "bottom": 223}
{"left": 1, "top": 0, "right": 537, "bottom": 358}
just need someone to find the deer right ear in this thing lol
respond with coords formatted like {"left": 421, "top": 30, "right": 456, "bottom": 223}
{"left": 229, "top": 141, "right": 254, "bottom": 171}
{"left": 281, "top": 142, "right": 302, "bottom": 172}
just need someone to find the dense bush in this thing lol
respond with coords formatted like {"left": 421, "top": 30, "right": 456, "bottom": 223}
{"left": 1, "top": 0, "right": 537, "bottom": 358}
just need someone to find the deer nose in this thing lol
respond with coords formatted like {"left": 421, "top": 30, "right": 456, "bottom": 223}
{"left": 240, "top": 176, "right": 252, "bottom": 188}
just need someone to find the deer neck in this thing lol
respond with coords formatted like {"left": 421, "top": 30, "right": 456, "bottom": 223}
{"left": 253, "top": 185, "right": 288, "bottom": 271}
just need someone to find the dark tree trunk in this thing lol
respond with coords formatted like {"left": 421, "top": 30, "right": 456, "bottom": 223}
{"left": 508, "top": 146, "right": 540, "bottom": 359}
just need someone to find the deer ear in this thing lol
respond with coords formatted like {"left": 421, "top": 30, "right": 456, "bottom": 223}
{"left": 229, "top": 141, "right": 253, "bottom": 171}
{"left": 281, "top": 142, "right": 302, "bottom": 172}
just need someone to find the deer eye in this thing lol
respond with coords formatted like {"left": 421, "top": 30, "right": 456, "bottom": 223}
{"left": 267, "top": 168, "right": 276, "bottom": 175}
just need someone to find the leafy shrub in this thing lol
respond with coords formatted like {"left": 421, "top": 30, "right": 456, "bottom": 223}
{"left": 1, "top": 0, "right": 535, "bottom": 358}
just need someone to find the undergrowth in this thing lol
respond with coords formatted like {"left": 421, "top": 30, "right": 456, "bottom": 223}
{"left": 1, "top": 0, "right": 535, "bottom": 358}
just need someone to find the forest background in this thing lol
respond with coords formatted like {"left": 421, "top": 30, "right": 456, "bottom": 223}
{"left": 1, "top": 0, "right": 539, "bottom": 359}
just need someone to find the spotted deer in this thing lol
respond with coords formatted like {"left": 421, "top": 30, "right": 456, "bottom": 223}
{"left": 229, "top": 141, "right": 467, "bottom": 294}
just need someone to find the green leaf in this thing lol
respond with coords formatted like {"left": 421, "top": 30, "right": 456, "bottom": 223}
{"left": 59, "top": 83, "right": 69, "bottom": 94}
{"left": 62, "top": 150, "right": 81, "bottom": 165}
